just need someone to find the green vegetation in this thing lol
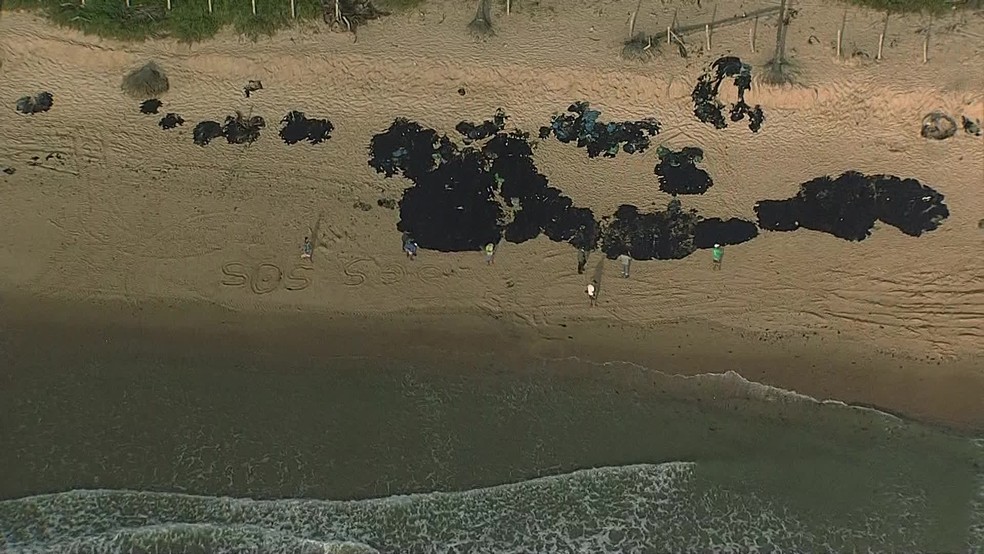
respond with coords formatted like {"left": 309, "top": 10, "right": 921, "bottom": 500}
{"left": 0, "top": 0, "right": 964, "bottom": 43}
{"left": 4, "top": 0, "right": 323, "bottom": 42}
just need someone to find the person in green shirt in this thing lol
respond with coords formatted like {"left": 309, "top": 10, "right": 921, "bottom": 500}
{"left": 712, "top": 244, "right": 723, "bottom": 270}
{"left": 484, "top": 242, "right": 495, "bottom": 265}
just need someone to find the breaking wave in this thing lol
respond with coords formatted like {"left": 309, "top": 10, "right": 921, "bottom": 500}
{"left": 2, "top": 460, "right": 976, "bottom": 554}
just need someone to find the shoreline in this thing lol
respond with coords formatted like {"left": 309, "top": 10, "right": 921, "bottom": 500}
{"left": 4, "top": 291, "right": 983, "bottom": 434}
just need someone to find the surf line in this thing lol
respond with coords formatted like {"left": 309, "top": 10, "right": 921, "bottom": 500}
{"left": 537, "top": 355, "right": 906, "bottom": 424}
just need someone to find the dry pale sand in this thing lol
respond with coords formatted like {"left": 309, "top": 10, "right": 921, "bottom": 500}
{"left": 0, "top": 2, "right": 982, "bottom": 427}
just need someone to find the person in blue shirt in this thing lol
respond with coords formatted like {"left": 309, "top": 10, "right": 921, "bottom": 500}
{"left": 404, "top": 237, "right": 418, "bottom": 260}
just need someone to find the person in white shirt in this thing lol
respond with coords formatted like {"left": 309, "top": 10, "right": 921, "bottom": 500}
{"left": 617, "top": 253, "right": 631, "bottom": 278}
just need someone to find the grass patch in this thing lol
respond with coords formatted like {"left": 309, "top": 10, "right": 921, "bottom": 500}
{"left": 1, "top": 0, "right": 328, "bottom": 41}
{"left": 1, "top": 0, "right": 967, "bottom": 43}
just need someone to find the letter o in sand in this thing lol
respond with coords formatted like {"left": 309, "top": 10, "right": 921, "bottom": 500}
{"left": 251, "top": 263, "right": 283, "bottom": 294}
{"left": 380, "top": 263, "right": 406, "bottom": 285}
{"left": 416, "top": 265, "right": 447, "bottom": 286}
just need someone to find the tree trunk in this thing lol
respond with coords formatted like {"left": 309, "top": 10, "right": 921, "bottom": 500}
{"left": 773, "top": 0, "right": 787, "bottom": 63}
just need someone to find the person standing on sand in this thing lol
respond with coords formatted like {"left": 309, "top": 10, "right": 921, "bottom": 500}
{"left": 484, "top": 242, "right": 495, "bottom": 265}
{"left": 586, "top": 280, "right": 598, "bottom": 307}
{"left": 577, "top": 249, "right": 588, "bottom": 274}
{"left": 404, "top": 236, "right": 418, "bottom": 260}
{"left": 617, "top": 253, "right": 631, "bottom": 278}
{"left": 301, "top": 236, "right": 313, "bottom": 260}
{"left": 712, "top": 243, "right": 723, "bottom": 270}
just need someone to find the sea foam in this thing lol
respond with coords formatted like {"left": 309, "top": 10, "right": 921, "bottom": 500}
{"left": 0, "top": 461, "right": 955, "bottom": 554}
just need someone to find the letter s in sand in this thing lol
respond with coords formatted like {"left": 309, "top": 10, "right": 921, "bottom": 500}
{"left": 343, "top": 258, "right": 369, "bottom": 287}
{"left": 285, "top": 265, "right": 313, "bottom": 291}
{"left": 221, "top": 262, "right": 248, "bottom": 287}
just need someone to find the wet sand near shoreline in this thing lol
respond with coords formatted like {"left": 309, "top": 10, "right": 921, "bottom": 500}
{"left": 3, "top": 292, "right": 983, "bottom": 434}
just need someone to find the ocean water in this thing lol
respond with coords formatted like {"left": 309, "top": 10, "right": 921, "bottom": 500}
{"left": 1, "top": 318, "right": 982, "bottom": 553}
{"left": 4, "top": 458, "right": 980, "bottom": 554}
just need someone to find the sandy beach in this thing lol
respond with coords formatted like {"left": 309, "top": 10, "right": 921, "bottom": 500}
{"left": 1, "top": 0, "right": 983, "bottom": 433}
